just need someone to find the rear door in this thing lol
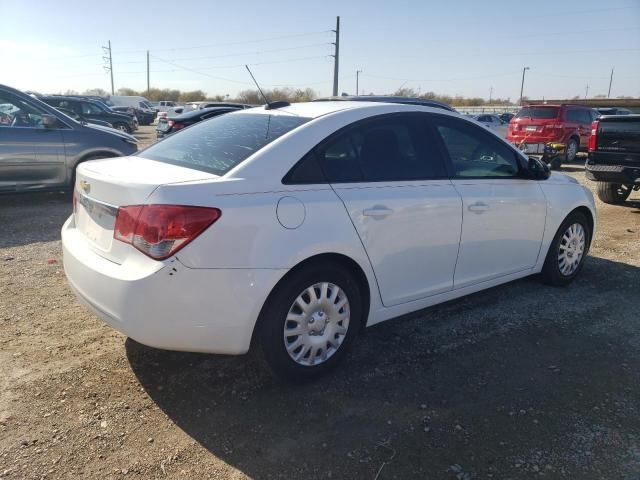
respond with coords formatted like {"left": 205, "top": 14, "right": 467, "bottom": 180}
{"left": 577, "top": 108, "right": 594, "bottom": 148}
{"left": 430, "top": 114, "right": 547, "bottom": 288}
{"left": 0, "top": 90, "right": 66, "bottom": 191}
{"left": 317, "top": 113, "right": 463, "bottom": 307}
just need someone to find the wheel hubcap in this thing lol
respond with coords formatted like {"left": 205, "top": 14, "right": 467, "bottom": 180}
{"left": 567, "top": 142, "right": 577, "bottom": 160}
{"left": 558, "top": 223, "right": 586, "bottom": 276}
{"left": 283, "top": 282, "right": 350, "bottom": 366}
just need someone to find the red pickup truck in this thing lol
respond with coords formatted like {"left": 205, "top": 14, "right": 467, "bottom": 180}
{"left": 507, "top": 104, "right": 599, "bottom": 163}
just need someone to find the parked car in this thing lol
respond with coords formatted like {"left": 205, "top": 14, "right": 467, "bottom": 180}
{"left": 314, "top": 95, "right": 456, "bottom": 112}
{"left": 499, "top": 112, "right": 515, "bottom": 123}
{"left": 156, "top": 106, "right": 241, "bottom": 138}
{"left": 198, "top": 102, "right": 252, "bottom": 110}
{"left": 41, "top": 96, "right": 137, "bottom": 133}
{"left": 0, "top": 84, "right": 137, "bottom": 192}
{"left": 596, "top": 107, "right": 632, "bottom": 116}
{"left": 106, "top": 96, "right": 156, "bottom": 125}
{"left": 55, "top": 107, "right": 113, "bottom": 128}
{"left": 62, "top": 101, "right": 596, "bottom": 381}
{"left": 507, "top": 104, "right": 599, "bottom": 163}
{"left": 156, "top": 100, "right": 179, "bottom": 112}
{"left": 468, "top": 114, "right": 508, "bottom": 138}
{"left": 585, "top": 114, "right": 640, "bottom": 204}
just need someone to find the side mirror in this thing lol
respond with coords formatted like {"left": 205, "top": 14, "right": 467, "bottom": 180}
{"left": 42, "top": 114, "right": 58, "bottom": 129}
{"left": 527, "top": 157, "right": 551, "bottom": 180}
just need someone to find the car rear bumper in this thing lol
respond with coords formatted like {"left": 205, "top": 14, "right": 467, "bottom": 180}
{"left": 62, "top": 216, "right": 286, "bottom": 355}
{"left": 585, "top": 163, "right": 640, "bottom": 185}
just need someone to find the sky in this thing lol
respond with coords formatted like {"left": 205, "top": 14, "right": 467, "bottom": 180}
{"left": 1, "top": 0, "right": 639, "bottom": 102}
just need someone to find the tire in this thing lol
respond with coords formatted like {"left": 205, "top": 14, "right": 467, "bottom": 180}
{"left": 540, "top": 211, "right": 591, "bottom": 286}
{"left": 596, "top": 182, "right": 632, "bottom": 204}
{"left": 565, "top": 138, "right": 579, "bottom": 162}
{"left": 258, "top": 263, "right": 363, "bottom": 381}
{"left": 549, "top": 155, "right": 562, "bottom": 170}
{"left": 114, "top": 123, "right": 131, "bottom": 134}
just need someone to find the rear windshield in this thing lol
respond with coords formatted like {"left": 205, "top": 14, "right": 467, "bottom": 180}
{"left": 515, "top": 107, "right": 559, "bottom": 119}
{"left": 138, "top": 112, "right": 310, "bottom": 175}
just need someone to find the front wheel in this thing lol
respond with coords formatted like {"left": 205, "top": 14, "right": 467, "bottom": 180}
{"left": 540, "top": 211, "right": 591, "bottom": 286}
{"left": 115, "top": 123, "right": 131, "bottom": 134}
{"left": 596, "top": 182, "right": 632, "bottom": 204}
{"left": 258, "top": 263, "right": 363, "bottom": 381}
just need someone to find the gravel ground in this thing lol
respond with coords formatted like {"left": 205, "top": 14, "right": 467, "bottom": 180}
{"left": 1, "top": 128, "right": 639, "bottom": 479}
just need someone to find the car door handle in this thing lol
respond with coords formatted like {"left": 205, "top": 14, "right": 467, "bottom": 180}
{"left": 363, "top": 207, "right": 394, "bottom": 217}
{"left": 468, "top": 202, "right": 490, "bottom": 213}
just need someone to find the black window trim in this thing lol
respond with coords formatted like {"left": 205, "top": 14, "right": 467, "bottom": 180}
{"left": 426, "top": 112, "right": 530, "bottom": 181}
{"left": 282, "top": 111, "right": 451, "bottom": 185}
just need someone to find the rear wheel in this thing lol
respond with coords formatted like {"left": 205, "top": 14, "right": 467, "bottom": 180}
{"left": 541, "top": 211, "right": 591, "bottom": 286}
{"left": 596, "top": 182, "right": 632, "bottom": 204}
{"left": 258, "top": 263, "right": 363, "bottom": 381}
{"left": 565, "top": 138, "right": 579, "bottom": 162}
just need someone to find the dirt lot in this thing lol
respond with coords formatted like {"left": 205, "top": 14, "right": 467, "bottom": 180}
{"left": 1, "top": 127, "right": 639, "bottom": 479}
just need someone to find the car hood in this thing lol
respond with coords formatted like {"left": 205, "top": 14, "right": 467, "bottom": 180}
{"left": 85, "top": 123, "right": 137, "bottom": 143}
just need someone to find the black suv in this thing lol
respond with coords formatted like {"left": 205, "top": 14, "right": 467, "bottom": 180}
{"left": 40, "top": 96, "right": 136, "bottom": 133}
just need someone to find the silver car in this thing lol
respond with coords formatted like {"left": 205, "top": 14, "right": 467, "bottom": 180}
{"left": 0, "top": 84, "right": 138, "bottom": 193}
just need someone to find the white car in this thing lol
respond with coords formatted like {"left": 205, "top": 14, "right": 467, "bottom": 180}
{"left": 62, "top": 101, "right": 596, "bottom": 381}
{"left": 468, "top": 114, "right": 509, "bottom": 138}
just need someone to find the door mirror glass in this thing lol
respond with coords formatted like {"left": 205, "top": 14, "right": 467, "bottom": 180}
{"left": 527, "top": 156, "right": 550, "bottom": 180}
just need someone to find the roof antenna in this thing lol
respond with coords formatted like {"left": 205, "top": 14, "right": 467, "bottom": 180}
{"left": 245, "top": 64, "right": 290, "bottom": 110}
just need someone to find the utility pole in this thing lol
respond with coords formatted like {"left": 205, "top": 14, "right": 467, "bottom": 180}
{"left": 489, "top": 86, "right": 493, "bottom": 104}
{"left": 331, "top": 16, "right": 340, "bottom": 96}
{"left": 102, "top": 40, "right": 114, "bottom": 95}
{"left": 607, "top": 66, "right": 614, "bottom": 98}
{"left": 519, "top": 66, "right": 530, "bottom": 106}
{"left": 146, "top": 50, "right": 150, "bottom": 94}
{"left": 356, "top": 69, "right": 362, "bottom": 96}
{"left": 585, "top": 85, "right": 589, "bottom": 99}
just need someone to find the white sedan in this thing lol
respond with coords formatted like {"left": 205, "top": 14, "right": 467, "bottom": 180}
{"left": 62, "top": 101, "right": 596, "bottom": 381}
{"left": 467, "top": 113, "right": 509, "bottom": 138}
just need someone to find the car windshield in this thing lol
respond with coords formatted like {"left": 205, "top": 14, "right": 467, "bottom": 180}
{"left": 515, "top": 107, "right": 559, "bottom": 119}
{"left": 138, "top": 112, "right": 310, "bottom": 175}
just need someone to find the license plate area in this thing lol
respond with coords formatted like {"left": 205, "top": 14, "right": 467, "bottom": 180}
{"left": 75, "top": 192, "right": 118, "bottom": 251}
{"left": 520, "top": 143, "right": 546, "bottom": 154}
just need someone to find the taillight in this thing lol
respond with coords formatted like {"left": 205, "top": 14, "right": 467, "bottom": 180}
{"left": 588, "top": 121, "right": 598, "bottom": 152}
{"left": 172, "top": 122, "right": 185, "bottom": 131}
{"left": 114, "top": 205, "right": 221, "bottom": 260}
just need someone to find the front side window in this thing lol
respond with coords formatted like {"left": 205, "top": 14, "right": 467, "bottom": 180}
{"left": 433, "top": 116, "right": 521, "bottom": 178}
{"left": 0, "top": 92, "right": 46, "bottom": 128}
{"left": 139, "top": 112, "right": 309, "bottom": 176}
{"left": 316, "top": 114, "right": 446, "bottom": 183}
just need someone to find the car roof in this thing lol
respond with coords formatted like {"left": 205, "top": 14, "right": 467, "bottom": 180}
{"left": 237, "top": 100, "right": 460, "bottom": 120}
{"left": 314, "top": 95, "right": 455, "bottom": 112}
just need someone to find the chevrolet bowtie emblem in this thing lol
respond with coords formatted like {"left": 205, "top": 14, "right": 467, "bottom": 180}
{"left": 79, "top": 180, "right": 91, "bottom": 194}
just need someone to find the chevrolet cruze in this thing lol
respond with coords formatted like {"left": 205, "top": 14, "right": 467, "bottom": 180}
{"left": 62, "top": 101, "right": 596, "bottom": 380}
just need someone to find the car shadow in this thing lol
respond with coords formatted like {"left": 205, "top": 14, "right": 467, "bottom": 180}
{"left": 0, "top": 192, "right": 71, "bottom": 248}
{"left": 126, "top": 255, "right": 640, "bottom": 478}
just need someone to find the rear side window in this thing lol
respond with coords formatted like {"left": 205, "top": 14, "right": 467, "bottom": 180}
{"left": 315, "top": 114, "right": 447, "bottom": 183}
{"left": 515, "top": 107, "right": 559, "bottom": 119}
{"left": 433, "top": 116, "right": 521, "bottom": 178}
{"left": 565, "top": 109, "right": 581, "bottom": 122}
{"left": 139, "top": 112, "right": 309, "bottom": 176}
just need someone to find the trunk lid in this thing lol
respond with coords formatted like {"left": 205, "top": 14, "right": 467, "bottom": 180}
{"left": 74, "top": 156, "right": 218, "bottom": 263}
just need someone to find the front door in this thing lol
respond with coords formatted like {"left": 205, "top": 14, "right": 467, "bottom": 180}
{"left": 0, "top": 90, "right": 65, "bottom": 191}
{"left": 431, "top": 114, "right": 547, "bottom": 288}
